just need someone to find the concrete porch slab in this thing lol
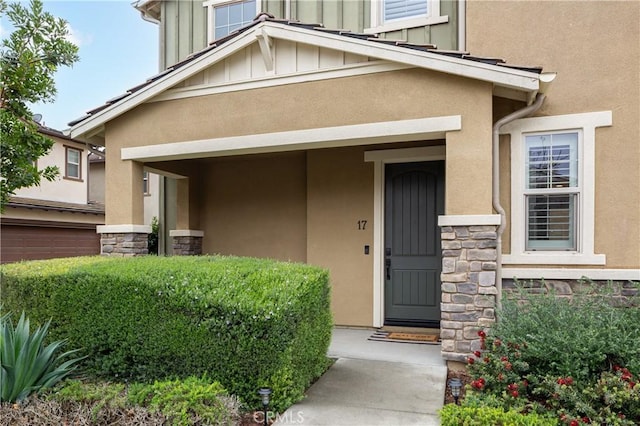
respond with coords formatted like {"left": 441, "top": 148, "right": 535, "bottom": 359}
{"left": 328, "top": 327, "right": 445, "bottom": 366}
{"left": 275, "top": 328, "right": 447, "bottom": 425}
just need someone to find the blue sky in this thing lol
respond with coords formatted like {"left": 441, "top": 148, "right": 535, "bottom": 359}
{"left": 1, "top": 1, "right": 159, "bottom": 131}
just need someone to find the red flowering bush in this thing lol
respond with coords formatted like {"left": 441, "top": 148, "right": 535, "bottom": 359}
{"left": 463, "top": 280, "right": 640, "bottom": 424}
{"left": 532, "top": 369, "right": 640, "bottom": 425}
{"left": 465, "top": 330, "right": 532, "bottom": 411}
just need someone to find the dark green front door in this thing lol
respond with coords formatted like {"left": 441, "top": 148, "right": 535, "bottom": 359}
{"left": 384, "top": 161, "right": 444, "bottom": 327}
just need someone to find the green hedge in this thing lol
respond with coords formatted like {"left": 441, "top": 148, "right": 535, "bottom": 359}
{"left": 0, "top": 256, "right": 333, "bottom": 411}
{"left": 439, "top": 404, "right": 558, "bottom": 426}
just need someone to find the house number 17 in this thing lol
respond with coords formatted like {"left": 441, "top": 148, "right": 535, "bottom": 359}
{"left": 357, "top": 220, "right": 367, "bottom": 230}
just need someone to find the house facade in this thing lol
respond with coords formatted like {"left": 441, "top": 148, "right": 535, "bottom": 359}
{"left": 0, "top": 127, "right": 105, "bottom": 263}
{"left": 68, "top": 0, "right": 639, "bottom": 362}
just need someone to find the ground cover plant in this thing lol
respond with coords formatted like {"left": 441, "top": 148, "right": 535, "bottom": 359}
{"left": 0, "top": 255, "right": 333, "bottom": 413}
{"left": 461, "top": 280, "right": 640, "bottom": 425}
{"left": 0, "top": 377, "right": 241, "bottom": 425}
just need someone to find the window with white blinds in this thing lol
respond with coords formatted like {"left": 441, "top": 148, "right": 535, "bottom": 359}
{"left": 524, "top": 132, "right": 579, "bottom": 250}
{"left": 383, "top": 0, "right": 428, "bottom": 22}
{"left": 365, "top": 0, "right": 446, "bottom": 34}
{"left": 502, "top": 111, "right": 611, "bottom": 265}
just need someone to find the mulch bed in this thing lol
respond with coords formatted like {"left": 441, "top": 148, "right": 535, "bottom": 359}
{"left": 239, "top": 411, "right": 274, "bottom": 425}
{"left": 444, "top": 368, "right": 472, "bottom": 405}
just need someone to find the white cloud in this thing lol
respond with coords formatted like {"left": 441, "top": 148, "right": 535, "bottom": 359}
{"left": 65, "top": 24, "right": 93, "bottom": 47}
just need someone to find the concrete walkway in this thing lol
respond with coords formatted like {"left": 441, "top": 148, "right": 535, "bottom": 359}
{"left": 275, "top": 328, "right": 447, "bottom": 425}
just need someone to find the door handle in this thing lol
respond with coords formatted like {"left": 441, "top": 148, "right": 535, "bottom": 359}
{"left": 385, "top": 258, "right": 391, "bottom": 280}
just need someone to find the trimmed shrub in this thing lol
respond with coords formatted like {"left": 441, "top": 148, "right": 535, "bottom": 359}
{"left": 439, "top": 404, "right": 558, "bottom": 426}
{"left": 494, "top": 281, "right": 640, "bottom": 382}
{"left": 0, "top": 256, "right": 333, "bottom": 411}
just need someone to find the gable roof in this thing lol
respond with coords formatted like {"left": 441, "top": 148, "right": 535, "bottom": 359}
{"left": 68, "top": 15, "right": 545, "bottom": 140}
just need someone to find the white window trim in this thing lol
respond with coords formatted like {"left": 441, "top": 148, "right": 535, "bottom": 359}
{"left": 65, "top": 145, "right": 82, "bottom": 180}
{"left": 365, "top": 0, "right": 448, "bottom": 35}
{"left": 203, "top": 0, "right": 261, "bottom": 45}
{"left": 503, "top": 268, "right": 640, "bottom": 282}
{"left": 501, "top": 111, "right": 612, "bottom": 266}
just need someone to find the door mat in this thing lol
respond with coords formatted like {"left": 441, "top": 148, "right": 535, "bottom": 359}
{"left": 368, "top": 330, "right": 440, "bottom": 345}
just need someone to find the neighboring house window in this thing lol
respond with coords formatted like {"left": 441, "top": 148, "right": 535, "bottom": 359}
{"left": 65, "top": 146, "right": 82, "bottom": 180}
{"left": 501, "top": 111, "right": 612, "bottom": 265}
{"left": 203, "top": 0, "right": 259, "bottom": 44}
{"left": 143, "top": 171, "right": 150, "bottom": 195}
{"left": 365, "top": 0, "right": 448, "bottom": 34}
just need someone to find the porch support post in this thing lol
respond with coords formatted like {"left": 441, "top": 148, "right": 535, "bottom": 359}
{"left": 438, "top": 215, "right": 500, "bottom": 362}
{"left": 170, "top": 178, "right": 203, "bottom": 255}
{"left": 98, "top": 157, "right": 150, "bottom": 256}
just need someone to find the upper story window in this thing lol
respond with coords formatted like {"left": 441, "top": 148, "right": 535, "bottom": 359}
{"left": 384, "top": 0, "right": 427, "bottom": 22}
{"left": 204, "top": 0, "right": 259, "bottom": 44}
{"left": 65, "top": 146, "right": 82, "bottom": 180}
{"left": 501, "top": 111, "right": 612, "bottom": 266}
{"left": 365, "top": 0, "right": 448, "bottom": 34}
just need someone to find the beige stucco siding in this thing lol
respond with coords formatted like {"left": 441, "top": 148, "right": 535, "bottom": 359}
{"left": 307, "top": 146, "right": 374, "bottom": 326}
{"left": 102, "top": 125, "right": 145, "bottom": 225}
{"left": 199, "top": 152, "right": 307, "bottom": 262}
{"left": 468, "top": 1, "right": 640, "bottom": 269}
{"left": 111, "top": 69, "right": 488, "bottom": 144}
{"left": 107, "top": 68, "right": 494, "bottom": 222}
{"left": 16, "top": 136, "right": 88, "bottom": 205}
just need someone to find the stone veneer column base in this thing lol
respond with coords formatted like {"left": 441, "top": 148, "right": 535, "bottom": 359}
{"left": 100, "top": 233, "right": 149, "bottom": 256}
{"left": 97, "top": 225, "right": 151, "bottom": 257}
{"left": 438, "top": 216, "right": 500, "bottom": 363}
{"left": 170, "top": 230, "right": 204, "bottom": 256}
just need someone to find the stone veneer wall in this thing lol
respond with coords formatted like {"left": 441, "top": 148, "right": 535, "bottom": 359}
{"left": 439, "top": 225, "right": 498, "bottom": 362}
{"left": 503, "top": 279, "right": 639, "bottom": 301}
{"left": 100, "top": 233, "right": 149, "bottom": 256}
{"left": 172, "top": 236, "right": 203, "bottom": 255}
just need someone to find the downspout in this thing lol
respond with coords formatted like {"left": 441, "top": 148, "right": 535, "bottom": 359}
{"left": 492, "top": 73, "right": 556, "bottom": 313}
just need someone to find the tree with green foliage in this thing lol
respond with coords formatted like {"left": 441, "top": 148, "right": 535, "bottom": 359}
{"left": 0, "top": 0, "right": 79, "bottom": 211}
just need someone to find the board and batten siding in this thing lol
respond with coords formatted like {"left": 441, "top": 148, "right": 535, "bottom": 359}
{"left": 159, "top": 0, "right": 458, "bottom": 69}
{"left": 160, "top": 0, "right": 208, "bottom": 69}
{"left": 171, "top": 40, "right": 371, "bottom": 90}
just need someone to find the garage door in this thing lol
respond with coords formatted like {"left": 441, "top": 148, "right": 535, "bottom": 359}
{"left": 1, "top": 225, "right": 100, "bottom": 264}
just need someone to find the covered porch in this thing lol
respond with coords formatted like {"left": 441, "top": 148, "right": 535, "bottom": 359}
{"left": 68, "top": 18, "right": 548, "bottom": 361}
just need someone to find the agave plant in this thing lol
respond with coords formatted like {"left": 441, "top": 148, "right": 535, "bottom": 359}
{"left": 0, "top": 311, "right": 84, "bottom": 402}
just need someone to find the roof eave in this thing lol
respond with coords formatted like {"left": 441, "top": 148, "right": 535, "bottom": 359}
{"left": 69, "top": 20, "right": 541, "bottom": 140}
{"left": 263, "top": 23, "right": 540, "bottom": 92}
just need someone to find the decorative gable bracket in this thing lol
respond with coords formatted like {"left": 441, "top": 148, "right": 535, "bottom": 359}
{"left": 256, "top": 28, "right": 274, "bottom": 72}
